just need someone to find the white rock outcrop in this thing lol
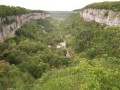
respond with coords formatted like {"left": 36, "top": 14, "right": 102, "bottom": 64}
{"left": 0, "top": 13, "right": 46, "bottom": 41}
{"left": 80, "top": 8, "right": 120, "bottom": 26}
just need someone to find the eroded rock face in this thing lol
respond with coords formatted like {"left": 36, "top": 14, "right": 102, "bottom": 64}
{"left": 80, "top": 8, "right": 120, "bottom": 26}
{"left": 0, "top": 13, "right": 46, "bottom": 42}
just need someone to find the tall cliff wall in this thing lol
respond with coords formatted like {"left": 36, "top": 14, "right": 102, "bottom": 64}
{"left": 80, "top": 8, "right": 120, "bottom": 26}
{"left": 0, "top": 13, "right": 46, "bottom": 41}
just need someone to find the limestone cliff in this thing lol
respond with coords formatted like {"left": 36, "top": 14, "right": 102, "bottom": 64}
{"left": 0, "top": 12, "right": 46, "bottom": 41}
{"left": 80, "top": 8, "right": 120, "bottom": 26}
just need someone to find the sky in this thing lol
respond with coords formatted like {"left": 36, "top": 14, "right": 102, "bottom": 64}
{"left": 0, "top": 0, "right": 119, "bottom": 11}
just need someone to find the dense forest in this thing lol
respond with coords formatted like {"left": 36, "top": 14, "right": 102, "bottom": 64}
{"left": 83, "top": 1, "right": 120, "bottom": 12}
{"left": 74, "top": 1, "right": 120, "bottom": 12}
{"left": 39, "top": 14, "right": 119, "bottom": 90}
{"left": 0, "top": 5, "right": 44, "bottom": 17}
{"left": 0, "top": 17, "right": 71, "bottom": 89}
{"left": 0, "top": 2, "right": 120, "bottom": 90}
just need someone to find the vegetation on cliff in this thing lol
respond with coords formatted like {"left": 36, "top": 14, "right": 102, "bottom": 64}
{"left": 83, "top": 1, "right": 120, "bottom": 12}
{"left": 0, "top": 5, "right": 44, "bottom": 17}
{"left": 74, "top": 1, "right": 120, "bottom": 12}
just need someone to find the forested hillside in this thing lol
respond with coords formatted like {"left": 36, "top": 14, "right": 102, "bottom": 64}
{"left": 83, "top": 1, "right": 120, "bottom": 12}
{"left": 0, "top": 17, "right": 71, "bottom": 90}
{"left": 33, "top": 13, "right": 120, "bottom": 90}
{"left": 0, "top": 5, "right": 44, "bottom": 17}
{"left": 74, "top": 1, "right": 120, "bottom": 12}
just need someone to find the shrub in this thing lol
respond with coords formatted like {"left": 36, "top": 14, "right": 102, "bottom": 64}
{"left": 104, "top": 11, "right": 109, "bottom": 17}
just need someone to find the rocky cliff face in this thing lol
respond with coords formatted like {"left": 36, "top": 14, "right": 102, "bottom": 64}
{"left": 80, "top": 8, "right": 120, "bottom": 26}
{"left": 0, "top": 13, "right": 46, "bottom": 41}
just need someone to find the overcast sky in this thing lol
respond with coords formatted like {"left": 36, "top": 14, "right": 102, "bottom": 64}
{"left": 0, "top": 0, "right": 119, "bottom": 11}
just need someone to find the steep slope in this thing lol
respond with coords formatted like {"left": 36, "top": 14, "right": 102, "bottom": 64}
{"left": 80, "top": 8, "right": 120, "bottom": 26}
{"left": 0, "top": 5, "right": 46, "bottom": 42}
{"left": 79, "top": 1, "right": 120, "bottom": 26}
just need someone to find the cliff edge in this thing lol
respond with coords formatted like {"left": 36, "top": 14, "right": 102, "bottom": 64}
{"left": 0, "top": 13, "right": 46, "bottom": 42}
{"left": 79, "top": 1, "right": 120, "bottom": 26}
{"left": 80, "top": 8, "right": 120, "bottom": 26}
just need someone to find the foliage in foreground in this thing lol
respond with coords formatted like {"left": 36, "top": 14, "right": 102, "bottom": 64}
{"left": 33, "top": 58, "right": 120, "bottom": 90}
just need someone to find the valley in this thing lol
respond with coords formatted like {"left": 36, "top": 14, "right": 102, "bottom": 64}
{"left": 0, "top": 1, "right": 120, "bottom": 90}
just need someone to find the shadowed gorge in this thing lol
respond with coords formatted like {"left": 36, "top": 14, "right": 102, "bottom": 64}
{"left": 0, "top": 1, "right": 120, "bottom": 90}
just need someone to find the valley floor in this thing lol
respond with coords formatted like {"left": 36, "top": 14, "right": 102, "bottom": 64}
{"left": 0, "top": 13, "right": 120, "bottom": 90}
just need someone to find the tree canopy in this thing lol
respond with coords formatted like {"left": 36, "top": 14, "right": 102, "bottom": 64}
{"left": 83, "top": 1, "right": 120, "bottom": 12}
{"left": 0, "top": 5, "right": 44, "bottom": 17}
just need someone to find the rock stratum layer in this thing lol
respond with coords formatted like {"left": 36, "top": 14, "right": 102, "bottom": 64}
{"left": 0, "top": 13, "right": 46, "bottom": 41}
{"left": 80, "top": 8, "right": 120, "bottom": 26}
